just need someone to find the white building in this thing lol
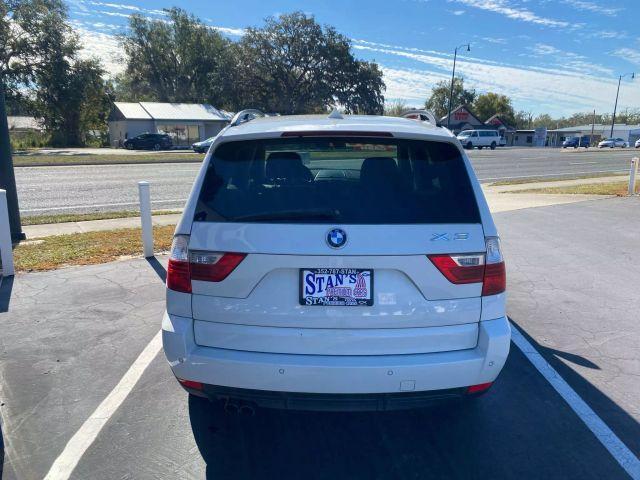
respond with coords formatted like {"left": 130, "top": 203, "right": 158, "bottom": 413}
{"left": 547, "top": 124, "right": 640, "bottom": 147}
{"left": 108, "top": 102, "right": 231, "bottom": 148}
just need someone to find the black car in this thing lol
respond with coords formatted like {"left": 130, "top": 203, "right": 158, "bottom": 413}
{"left": 562, "top": 136, "right": 590, "bottom": 148}
{"left": 124, "top": 133, "right": 172, "bottom": 151}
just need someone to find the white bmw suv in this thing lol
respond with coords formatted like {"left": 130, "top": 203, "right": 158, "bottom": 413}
{"left": 162, "top": 111, "right": 510, "bottom": 411}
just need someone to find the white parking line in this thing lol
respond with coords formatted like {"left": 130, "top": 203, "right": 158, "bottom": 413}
{"left": 43, "top": 331, "right": 163, "bottom": 480}
{"left": 41, "top": 320, "right": 640, "bottom": 480}
{"left": 510, "top": 322, "right": 640, "bottom": 480}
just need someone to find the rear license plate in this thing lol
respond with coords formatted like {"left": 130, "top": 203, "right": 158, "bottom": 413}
{"left": 300, "top": 268, "right": 373, "bottom": 306}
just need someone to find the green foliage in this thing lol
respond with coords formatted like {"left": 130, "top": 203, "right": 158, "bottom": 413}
{"left": 425, "top": 78, "right": 476, "bottom": 120}
{"left": 119, "top": 8, "right": 233, "bottom": 106}
{"left": 9, "top": 130, "right": 50, "bottom": 150}
{"left": 384, "top": 100, "right": 410, "bottom": 117}
{"left": 473, "top": 92, "right": 516, "bottom": 126}
{"left": 117, "top": 11, "right": 385, "bottom": 114}
{"left": 2, "top": 0, "right": 111, "bottom": 147}
{"left": 232, "top": 12, "right": 385, "bottom": 113}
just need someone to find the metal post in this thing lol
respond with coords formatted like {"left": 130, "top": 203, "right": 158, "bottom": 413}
{"left": 629, "top": 158, "right": 638, "bottom": 195}
{"left": 590, "top": 110, "right": 595, "bottom": 147}
{"left": 0, "top": 189, "right": 15, "bottom": 276}
{"left": 138, "top": 181, "right": 154, "bottom": 258}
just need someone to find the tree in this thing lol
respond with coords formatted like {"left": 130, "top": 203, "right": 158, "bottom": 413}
{"left": 119, "top": 8, "right": 233, "bottom": 106}
{"left": 1, "top": 0, "right": 74, "bottom": 238}
{"left": 384, "top": 100, "right": 409, "bottom": 117}
{"left": 35, "top": 57, "right": 111, "bottom": 146}
{"left": 473, "top": 92, "right": 516, "bottom": 126}
{"left": 425, "top": 78, "right": 475, "bottom": 120}
{"left": 233, "top": 12, "right": 385, "bottom": 114}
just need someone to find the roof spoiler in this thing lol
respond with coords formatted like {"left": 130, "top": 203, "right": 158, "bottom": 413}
{"left": 400, "top": 109, "right": 437, "bottom": 125}
{"left": 229, "top": 109, "right": 265, "bottom": 127}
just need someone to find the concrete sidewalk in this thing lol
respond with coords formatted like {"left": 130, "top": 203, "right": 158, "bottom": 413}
{"left": 23, "top": 213, "right": 182, "bottom": 238}
{"left": 21, "top": 175, "right": 625, "bottom": 239}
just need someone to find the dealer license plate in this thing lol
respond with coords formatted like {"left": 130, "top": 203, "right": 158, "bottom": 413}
{"left": 299, "top": 268, "right": 373, "bottom": 306}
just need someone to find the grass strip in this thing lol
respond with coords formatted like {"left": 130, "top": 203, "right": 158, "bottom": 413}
{"left": 13, "top": 153, "right": 203, "bottom": 167}
{"left": 490, "top": 173, "right": 626, "bottom": 186}
{"left": 14, "top": 225, "right": 175, "bottom": 272}
{"left": 22, "top": 210, "right": 181, "bottom": 225}
{"left": 509, "top": 182, "right": 629, "bottom": 195}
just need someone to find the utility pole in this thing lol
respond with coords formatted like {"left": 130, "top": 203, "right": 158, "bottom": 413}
{"left": 0, "top": 81, "right": 24, "bottom": 241}
{"left": 610, "top": 73, "right": 634, "bottom": 138}
{"left": 447, "top": 43, "right": 470, "bottom": 131}
{"left": 590, "top": 109, "right": 596, "bottom": 147}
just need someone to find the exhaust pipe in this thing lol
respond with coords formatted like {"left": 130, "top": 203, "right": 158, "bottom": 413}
{"left": 223, "top": 399, "right": 240, "bottom": 414}
{"left": 239, "top": 404, "right": 255, "bottom": 416}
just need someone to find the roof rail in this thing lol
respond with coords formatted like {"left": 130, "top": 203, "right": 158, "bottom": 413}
{"left": 229, "top": 109, "right": 265, "bottom": 127}
{"left": 400, "top": 109, "right": 437, "bottom": 125}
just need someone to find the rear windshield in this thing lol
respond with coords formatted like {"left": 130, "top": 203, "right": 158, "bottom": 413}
{"left": 194, "top": 137, "right": 480, "bottom": 224}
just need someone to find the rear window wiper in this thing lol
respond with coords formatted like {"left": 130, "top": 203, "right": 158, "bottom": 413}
{"left": 230, "top": 209, "right": 340, "bottom": 222}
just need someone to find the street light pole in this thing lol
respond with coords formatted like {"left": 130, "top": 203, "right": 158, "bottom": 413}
{"left": 0, "top": 80, "right": 24, "bottom": 242}
{"left": 447, "top": 43, "right": 470, "bottom": 131}
{"left": 610, "top": 72, "right": 634, "bottom": 138}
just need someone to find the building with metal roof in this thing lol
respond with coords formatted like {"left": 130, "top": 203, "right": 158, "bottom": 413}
{"left": 547, "top": 124, "right": 640, "bottom": 147}
{"left": 108, "top": 102, "right": 232, "bottom": 148}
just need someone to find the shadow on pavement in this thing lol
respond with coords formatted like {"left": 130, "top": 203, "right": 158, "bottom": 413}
{"left": 510, "top": 318, "right": 640, "bottom": 457}
{"left": 187, "top": 342, "right": 632, "bottom": 480}
{"left": 146, "top": 257, "right": 166, "bottom": 283}
{"left": 0, "top": 275, "right": 14, "bottom": 313}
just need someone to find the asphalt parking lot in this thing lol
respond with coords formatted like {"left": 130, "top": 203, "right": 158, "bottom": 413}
{"left": 1, "top": 197, "right": 639, "bottom": 479}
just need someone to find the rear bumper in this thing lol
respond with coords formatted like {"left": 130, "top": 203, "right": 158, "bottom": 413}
{"left": 162, "top": 313, "right": 510, "bottom": 396}
{"left": 192, "top": 384, "right": 470, "bottom": 411}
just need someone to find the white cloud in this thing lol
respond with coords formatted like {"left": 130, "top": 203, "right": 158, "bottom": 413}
{"left": 613, "top": 48, "right": 640, "bottom": 66}
{"left": 354, "top": 43, "right": 634, "bottom": 115}
{"left": 450, "top": 9, "right": 465, "bottom": 15}
{"left": 561, "top": 0, "right": 621, "bottom": 16}
{"left": 447, "top": 0, "right": 569, "bottom": 28}
{"left": 74, "top": 24, "right": 125, "bottom": 75}
{"left": 210, "top": 26, "right": 245, "bottom": 37}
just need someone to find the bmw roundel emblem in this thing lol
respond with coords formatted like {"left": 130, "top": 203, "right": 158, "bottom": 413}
{"left": 326, "top": 228, "right": 347, "bottom": 248}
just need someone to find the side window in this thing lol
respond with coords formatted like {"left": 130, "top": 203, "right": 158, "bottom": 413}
{"left": 472, "top": 131, "right": 478, "bottom": 137}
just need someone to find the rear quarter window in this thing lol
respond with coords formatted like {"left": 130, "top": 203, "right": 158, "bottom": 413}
{"left": 194, "top": 137, "right": 480, "bottom": 224}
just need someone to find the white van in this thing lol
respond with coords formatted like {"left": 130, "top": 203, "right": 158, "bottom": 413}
{"left": 457, "top": 129, "right": 500, "bottom": 150}
{"left": 162, "top": 111, "right": 510, "bottom": 412}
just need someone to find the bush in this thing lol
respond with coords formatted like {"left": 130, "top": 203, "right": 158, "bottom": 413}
{"left": 9, "top": 131, "right": 52, "bottom": 150}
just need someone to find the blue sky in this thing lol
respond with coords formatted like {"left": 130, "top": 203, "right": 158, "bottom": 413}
{"left": 68, "top": 0, "right": 640, "bottom": 117}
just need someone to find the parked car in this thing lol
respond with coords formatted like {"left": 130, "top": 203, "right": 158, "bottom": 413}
{"left": 123, "top": 133, "right": 172, "bottom": 151}
{"left": 598, "top": 138, "right": 628, "bottom": 148}
{"left": 162, "top": 111, "right": 510, "bottom": 412}
{"left": 562, "top": 136, "right": 590, "bottom": 148}
{"left": 457, "top": 129, "right": 500, "bottom": 150}
{"left": 635, "top": 138, "right": 640, "bottom": 148}
{"left": 192, "top": 137, "right": 216, "bottom": 153}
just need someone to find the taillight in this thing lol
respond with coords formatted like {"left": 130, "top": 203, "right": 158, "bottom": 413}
{"left": 427, "top": 237, "right": 506, "bottom": 296}
{"left": 166, "top": 235, "right": 246, "bottom": 293}
{"left": 482, "top": 237, "right": 506, "bottom": 296}
{"left": 167, "top": 235, "right": 191, "bottom": 293}
{"left": 427, "top": 253, "right": 485, "bottom": 284}
{"left": 189, "top": 251, "right": 246, "bottom": 282}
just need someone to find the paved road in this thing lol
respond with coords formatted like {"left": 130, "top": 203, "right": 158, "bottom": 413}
{"left": 14, "top": 147, "right": 638, "bottom": 216}
{"left": 1, "top": 197, "right": 638, "bottom": 479}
